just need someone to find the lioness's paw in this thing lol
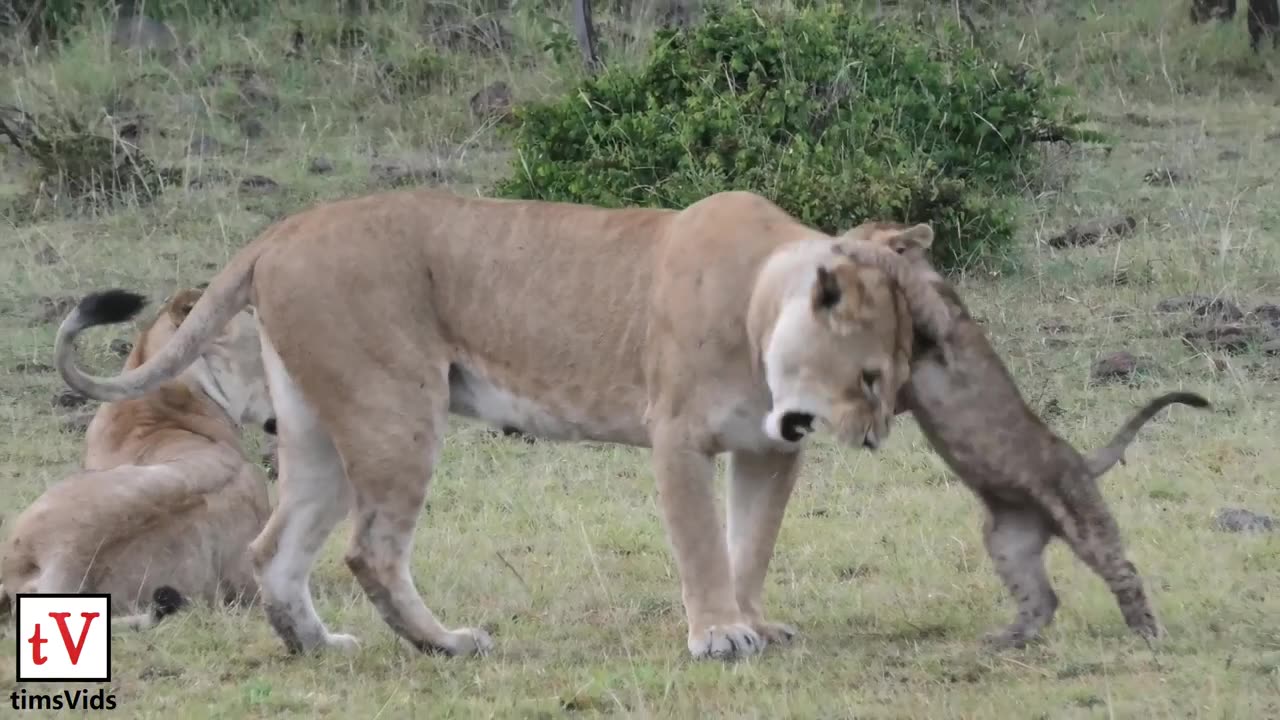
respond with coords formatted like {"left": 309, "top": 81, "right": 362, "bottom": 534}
{"left": 447, "top": 627, "right": 494, "bottom": 657}
{"left": 688, "top": 623, "right": 764, "bottom": 661}
{"left": 751, "top": 620, "right": 798, "bottom": 646}
{"left": 323, "top": 633, "right": 362, "bottom": 655}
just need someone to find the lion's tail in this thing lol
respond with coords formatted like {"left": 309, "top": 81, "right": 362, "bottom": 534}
{"left": 1083, "top": 391, "right": 1211, "bottom": 479}
{"left": 54, "top": 244, "right": 261, "bottom": 402}
{"left": 115, "top": 586, "right": 189, "bottom": 630}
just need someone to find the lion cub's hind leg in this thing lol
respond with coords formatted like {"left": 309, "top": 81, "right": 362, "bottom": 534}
{"left": 1049, "top": 481, "right": 1161, "bottom": 642}
{"left": 249, "top": 334, "right": 358, "bottom": 655}
{"left": 334, "top": 362, "right": 492, "bottom": 658}
{"left": 980, "top": 500, "right": 1058, "bottom": 649}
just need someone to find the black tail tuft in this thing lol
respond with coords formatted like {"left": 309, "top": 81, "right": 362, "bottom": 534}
{"left": 1163, "top": 391, "right": 1210, "bottom": 410}
{"left": 77, "top": 290, "right": 148, "bottom": 327}
{"left": 151, "top": 585, "right": 188, "bottom": 620}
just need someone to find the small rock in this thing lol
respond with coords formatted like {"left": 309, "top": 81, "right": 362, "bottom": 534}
{"left": 1090, "top": 351, "right": 1152, "bottom": 384}
{"left": 238, "top": 175, "right": 280, "bottom": 194}
{"left": 1182, "top": 322, "right": 1274, "bottom": 355}
{"left": 238, "top": 116, "right": 266, "bottom": 139}
{"left": 1143, "top": 167, "right": 1186, "bottom": 186}
{"left": 1218, "top": 149, "right": 1243, "bottom": 161}
{"left": 1213, "top": 507, "right": 1275, "bottom": 533}
{"left": 111, "top": 15, "right": 180, "bottom": 54}
{"left": 1265, "top": 131, "right": 1280, "bottom": 143}
{"left": 13, "top": 362, "right": 53, "bottom": 374}
{"left": 1047, "top": 215, "right": 1137, "bottom": 248}
{"left": 1039, "top": 319, "right": 1074, "bottom": 334}
{"left": 1156, "top": 294, "right": 1244, "bottom": 321}
{"left": 52, "top": 390, "right": 88, "bottom": 409}
{"left": 1260, "top": 338, "right": 1280, "bottom": 355}
{"left": 308, "top": 156, "right": 335, "bottom": 175}
{"left": 469, "top": 81, "right": 514, "bottom": 123}
{"left": 371, "top": 158, "right": 450, "bottom": 187}
{"left": 1250, "top": 303, "right": 1280, "bottom": 327}
{"left": 1040, "top": 397, "right": 1064, "bottom": 420}
{"left": 109, "top": 339, "right": 133, "bottom": 357}
{"left": 34, "top": 243, "right": 61, "bottom": 265}
{"left": 59, "top": 411, "right": 95, "bottom": 435}
{"left": 28, "top": 296, "right": 77, "bottom": 327}
{"left": 188, "top": 132, "right": 223, "bottom": 156}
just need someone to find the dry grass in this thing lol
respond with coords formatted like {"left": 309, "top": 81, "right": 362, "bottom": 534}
{"left": 1, "top": 1, "right": 1278, "bottom": 717}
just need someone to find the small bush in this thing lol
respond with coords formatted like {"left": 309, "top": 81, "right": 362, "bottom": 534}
{"left": 494, "top": 1, "right": 1090, "bottom": 271}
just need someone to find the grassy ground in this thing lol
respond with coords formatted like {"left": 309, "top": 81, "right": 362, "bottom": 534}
{"left": 1, "top": 1, "right": 1278, "bottom": 717}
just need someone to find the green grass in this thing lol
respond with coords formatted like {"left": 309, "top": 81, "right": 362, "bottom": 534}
{"left": 1, "top": 0, "right": 1279, "bottom": 717}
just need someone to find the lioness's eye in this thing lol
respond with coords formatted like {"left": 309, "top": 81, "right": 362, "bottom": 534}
{"left": 862, "top": 369, "right": 881, "bottom": 388}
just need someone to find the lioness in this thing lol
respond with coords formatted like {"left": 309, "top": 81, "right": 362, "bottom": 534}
{"left": 52, "top": 189, "right": 950, "bottom": 661}
{"left": 839, "top": 221, "right": 1211, "bottom": 648}
{"left": 0, "top": 288, "right": 276, "bottom": 628}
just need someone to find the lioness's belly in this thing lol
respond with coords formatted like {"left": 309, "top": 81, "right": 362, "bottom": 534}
{"left": 447, "top": 364, "right": 649, "bottom": 446}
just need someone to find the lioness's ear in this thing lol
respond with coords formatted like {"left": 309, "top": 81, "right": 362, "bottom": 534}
{"left": 167, "top": 288, "right": 203, "bottom": 325}
{"left": 890, "top": 223, "right": 934, "bottom": 253}
{"left": 812, "top": 266, "right": 842, "bottom": 311}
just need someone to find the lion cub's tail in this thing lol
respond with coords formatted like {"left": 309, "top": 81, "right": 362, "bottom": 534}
{"left": 1084, "top": 391, "right": 1211, "bottom": 479}
{"left": 54, "top": 248, "right": 258, "bottom": 403}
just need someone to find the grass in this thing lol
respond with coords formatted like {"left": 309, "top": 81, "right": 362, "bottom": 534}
{"left": 1, "top": 0, "right": 1279, "bottom": 717}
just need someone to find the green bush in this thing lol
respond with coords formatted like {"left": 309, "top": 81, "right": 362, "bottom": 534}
{"left": 493, "top": 1, "right": 1089, "bottom": 271}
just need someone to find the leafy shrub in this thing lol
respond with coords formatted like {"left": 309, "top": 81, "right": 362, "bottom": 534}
{"left": 494, "top": 1, "right": 1090, "bottom": 270}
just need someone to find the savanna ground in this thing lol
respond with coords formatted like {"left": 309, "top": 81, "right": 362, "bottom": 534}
{"left": 0, "top": 0, "right": 1278, "bottom": 717}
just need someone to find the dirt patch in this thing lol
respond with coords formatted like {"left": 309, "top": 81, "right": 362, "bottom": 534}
{"left": 1047, "top": 215, "right": 1136, "bottom": 248}
{"left": 28, "top": 295, "right": 76, "bottom": 326}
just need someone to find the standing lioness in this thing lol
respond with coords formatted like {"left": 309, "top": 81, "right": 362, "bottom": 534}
{"left": 54, "top": 189, "right": 950, "bottom": 661}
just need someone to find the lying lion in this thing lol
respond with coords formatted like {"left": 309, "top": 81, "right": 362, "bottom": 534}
{"left": 840, "top": 221, "right": 1210, "bottom": 648}
{"left": 49, "top": 188, "right": 952, "bottom": 662}
{"left": 0, "top": 288, "right": 277, "bottom": 629}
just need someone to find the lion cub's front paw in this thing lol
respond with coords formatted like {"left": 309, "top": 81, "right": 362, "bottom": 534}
{"left": 750, "top": 620, "right": 798, "bottom": 646}
{"left": 688, "top": 623, "right": 764, "bottom": 661}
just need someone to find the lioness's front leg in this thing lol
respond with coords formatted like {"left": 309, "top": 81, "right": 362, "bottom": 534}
{"left": 727, "top": 449, "right": 802, "bottom": 645}
{"left": 651, "top": 426, "right": 763, "bottom": 660}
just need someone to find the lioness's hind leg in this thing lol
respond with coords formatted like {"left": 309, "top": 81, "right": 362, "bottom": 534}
{"left": 335, "top": 367, "right": 492, "bottom": 658}
{"left": 250, "top": 335, "right": 357, "bottom": 655}
{"left": 1053, "top": 482, "right": 1161, "bottom": 641}
{"left": 980, "top": 502, "right": 1057, "bottom": 649}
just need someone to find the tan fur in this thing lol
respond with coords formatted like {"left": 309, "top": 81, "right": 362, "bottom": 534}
{"left": 51, "top": 189, "right": 949, "bottom": 661}
{"left": 840, "top": 221, "right": 1211, "bottom": 648}
{"left": 0, "top": 290, "right": 275, "bottom": 628}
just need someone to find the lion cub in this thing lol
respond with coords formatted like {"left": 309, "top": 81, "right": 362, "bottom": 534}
{"left": 838, "top": 221, "right": 1210, "bottom": 648}
{"left": 0, "top": 288, "right": 276, "bottom": 628}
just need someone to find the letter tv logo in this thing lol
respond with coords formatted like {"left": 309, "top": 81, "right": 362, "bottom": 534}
{"left": 15, "top": 594, "right": 111, "bottom": 683}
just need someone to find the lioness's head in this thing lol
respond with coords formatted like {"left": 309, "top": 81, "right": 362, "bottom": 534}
{"left": 129, "top": 288, "right": 276, "bottom": 433}
{"left": 762, "top": 254, "right": 912, "bottom": 451}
